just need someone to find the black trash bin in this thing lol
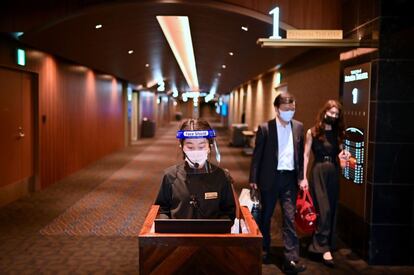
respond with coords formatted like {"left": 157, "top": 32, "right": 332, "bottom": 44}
{"left": 175, "top": 112, "right": 182, "bottom": 121}
{"left": 141, "top": 118, "right": 156, "bottom": 138}
{"left": 230, "top": 123, "right": 248, "bottom": 147}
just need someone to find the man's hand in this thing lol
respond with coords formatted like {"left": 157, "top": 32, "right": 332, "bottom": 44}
{"left": 250, "top": 183, "right": 258, "bottom": 190}
{"left": 298, "top": 179, "right": 309, "bottom": 190}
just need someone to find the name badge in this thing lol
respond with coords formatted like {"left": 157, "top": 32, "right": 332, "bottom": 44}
{"left": 205, "top": 192, "right": 218, "bottom": 200}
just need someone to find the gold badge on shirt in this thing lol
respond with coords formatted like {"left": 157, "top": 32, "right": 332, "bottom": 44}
{"left": 205, "top": 192, "right": 218, "bottom": 200}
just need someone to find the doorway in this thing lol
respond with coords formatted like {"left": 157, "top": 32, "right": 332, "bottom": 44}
{"left": 0, "top": 66, "right": 37, "bottom": 207}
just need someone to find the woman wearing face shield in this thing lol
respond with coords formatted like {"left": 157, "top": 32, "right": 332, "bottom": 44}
{"left": 302, "top": 100, "right": 351, "bottom": 267}
{"left": 155, "top": 119, "right": 236, "bottom": 221}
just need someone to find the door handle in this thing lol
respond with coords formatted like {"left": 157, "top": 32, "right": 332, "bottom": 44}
{"left": 18, "top": 127, "right": 25, "bottom": 139}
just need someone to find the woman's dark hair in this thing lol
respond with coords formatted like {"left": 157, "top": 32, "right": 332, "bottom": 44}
{"left": 311, "top": 100, "right": 345, "bottom": 144}
{"left": 179, "top": 118, "right": 214, "bottom": 146}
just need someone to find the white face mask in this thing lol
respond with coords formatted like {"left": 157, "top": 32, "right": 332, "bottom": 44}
{"left": 183, "top": 149, "right": 208, "bottom": 168}
{"left": 279, "top": 110, "right": 295, "bottom": 122}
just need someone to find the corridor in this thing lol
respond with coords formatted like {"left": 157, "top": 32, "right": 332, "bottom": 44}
{"left": 1, "top": 122, "right": 412, "bottom": 274}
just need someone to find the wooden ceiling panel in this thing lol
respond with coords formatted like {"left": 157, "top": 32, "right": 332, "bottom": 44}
{"left": 18, "top": 1, "right": 308, "bottom": 94}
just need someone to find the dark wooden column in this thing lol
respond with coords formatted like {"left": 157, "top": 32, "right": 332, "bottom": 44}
{"left": 338, "top": 0, "right": 414, "bottom": 265}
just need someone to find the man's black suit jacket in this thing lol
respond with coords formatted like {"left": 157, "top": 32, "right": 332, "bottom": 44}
{"left": 249, "top": 118, "right": 304, "bottom": 191}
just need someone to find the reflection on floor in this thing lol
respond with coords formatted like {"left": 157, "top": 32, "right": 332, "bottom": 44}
{"left": 0, "top": 122, "right": 413, "bottom": 274}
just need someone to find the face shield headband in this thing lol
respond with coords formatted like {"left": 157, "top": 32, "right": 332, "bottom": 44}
{"left": 176, "top": 130, "right": 221, "bottom": 169}
{"left": 176, "top": 130, "right": 216, "bottom": 139}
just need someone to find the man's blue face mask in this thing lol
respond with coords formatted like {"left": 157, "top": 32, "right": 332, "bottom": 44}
{"left": 279, "top": 110, "right": 295, "bottom": 122}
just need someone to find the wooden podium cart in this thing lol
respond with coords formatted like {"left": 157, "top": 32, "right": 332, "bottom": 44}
{"left": 139, "top": 205, "right": 262, "bottom": 274}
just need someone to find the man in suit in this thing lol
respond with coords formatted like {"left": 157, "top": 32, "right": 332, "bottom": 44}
{"left": 249, "top": 92, "right": 307, "bottom": 273}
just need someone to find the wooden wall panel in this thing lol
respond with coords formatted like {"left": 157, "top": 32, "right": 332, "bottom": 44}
{"left": 233, "top": 75, "right": 277, "bottom": 132}
{"left": 37, "top": 59, "right": 124, "bottom": 189}
{"left": 156, "top": 97, "right": 171, "bottom": 127}
{"left": 0, "top": 36, "right": 125, "bottom": 189}
{"left": 283, "top": 50, "right": 340, "bottom": 132}
{"left": 176, "top": 101, "right": 194, "bottom": 120}
{"left": 284, "top": 0, "right": 342, "bottom": 29}
{"left": 21, "top": 72, "right": 34, "bottom": 179}
{"left": 230, "top": 50, "right": 340, "bottom": 134}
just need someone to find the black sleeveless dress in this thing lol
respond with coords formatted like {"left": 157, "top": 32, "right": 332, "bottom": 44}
{"left": 308, "top": 129, "right": 340, "bottom": 254}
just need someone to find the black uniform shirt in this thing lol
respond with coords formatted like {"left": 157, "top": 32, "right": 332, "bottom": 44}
{"left": 155, "top": 162, "right": 236, "bottom": 220}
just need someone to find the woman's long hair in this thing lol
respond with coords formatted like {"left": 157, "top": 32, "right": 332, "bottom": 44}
{"left": 311, "top": 100, "right": 345, "bottom": 144}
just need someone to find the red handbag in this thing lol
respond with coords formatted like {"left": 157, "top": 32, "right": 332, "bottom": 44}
{"left": 295, "top": 189, "right": 317, "bottom": 234}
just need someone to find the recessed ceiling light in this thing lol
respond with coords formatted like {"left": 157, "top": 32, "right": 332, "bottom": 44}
{"left": 217, "top": 73, "right": 222, "bottom": 77}
{"left": 241, "top": 26, "right": 248, "bottom": 31}
{"left": 222, "top": 65, "right": 226, "bottom": 69}
{"left": 229, "top": 52, "right": 234, "bottom": 56}
{"left": 95, "top": 24, "right": 103, "bottom": 29}
{"left": 128, "top": 50, "right": 134, "bottom": 54}
{"left": 145, "top": 63, "right": 150, "bottom": 67}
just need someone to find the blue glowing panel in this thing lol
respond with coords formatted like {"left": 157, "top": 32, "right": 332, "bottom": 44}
{"left": 17, "top": 48, "right": 26, "bottom": 66}
{"left": 221, "top": 104, "right": 228, "bottom": 117}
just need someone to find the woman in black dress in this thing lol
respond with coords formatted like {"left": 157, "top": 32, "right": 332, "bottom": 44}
{"left": 301, "top": 100, "right": 350, "bottom": 266}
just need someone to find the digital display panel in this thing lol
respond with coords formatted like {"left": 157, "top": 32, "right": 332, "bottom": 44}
{"left": 341, "top": 62, "right": 371, "bottom": 186}
{"left": 342, "top": 127, "right": 364, "bottom": 184}
{"left": 339, "top": 62, "right": 371, "bottom": 217}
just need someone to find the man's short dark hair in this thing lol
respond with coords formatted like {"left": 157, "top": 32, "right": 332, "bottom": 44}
{"left": 273, "top": 92, "right": 295, "bottom": 107}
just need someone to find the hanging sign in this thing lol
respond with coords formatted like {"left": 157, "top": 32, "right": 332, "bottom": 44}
{"left": 269, "top": 7, "right": 281, "bottom": 39}
{"left": 286, "top": 30, "right": 343, "bottom": 39}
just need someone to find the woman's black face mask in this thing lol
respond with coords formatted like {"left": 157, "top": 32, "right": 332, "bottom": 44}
{"left": 324, "top": 115, "right": 337, "bottom": 125}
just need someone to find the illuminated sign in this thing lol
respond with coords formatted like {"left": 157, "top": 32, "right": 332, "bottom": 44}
{"left": 221, "top": 103, "right": 228, "bottom": 117}
{"left": 259, "top": 7, "right": 355, "bottom": 48}
{"left": 127, "top": 87, "right": 132, "bottom": 102}
{"left": 276, "top": 72, "right": 282, "bottom": 85}
{"left": 269, "top": 7, "right": 281, "bottom": 39}
{"left": 343, "top": 63, "right": 370, "bottom": 113}
{"left": 157, "top": 81, "right": 165, "bottom": 92}
{"left": 286, "top": 30, "right": 343, "bottom": 39}
{"left": 341, "top": 62, "right": 371, "bottom": 188}
{"left": 17, "top": 48, "right": 26, "bottom": 66}
{"left": 352, "top": 88, "right": 358, "bottom": 104}
{"left": 344, "top": 68, "right": 369, "bottom": 83}
{"left": 268, "top": 7, "right": 343, "bottom": 40}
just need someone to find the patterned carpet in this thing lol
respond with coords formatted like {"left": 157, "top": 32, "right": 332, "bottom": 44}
{"left": 0, "top": 124, "right": 177, "bottom": 274}
{"left": 39, "top": 153, "right": 158, "bottom": 237}
{"left": 37, "top": 121, "right": 253, "bottom": 238}
{"left": 1, "top": 121, "right": 413, "bottom": 274}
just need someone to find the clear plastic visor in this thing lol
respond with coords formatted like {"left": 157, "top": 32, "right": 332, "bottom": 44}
{"left": 176, "top": 130, "right": 221, "bottom": 174}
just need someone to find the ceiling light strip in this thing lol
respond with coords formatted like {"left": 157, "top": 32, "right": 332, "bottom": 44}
{"left": 156, "top": 16, "right": 199, "bottom": 91}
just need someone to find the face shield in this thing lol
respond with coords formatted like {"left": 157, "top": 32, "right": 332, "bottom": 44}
{"left": 176, "top": 129, "right": 221, "bottom": 174}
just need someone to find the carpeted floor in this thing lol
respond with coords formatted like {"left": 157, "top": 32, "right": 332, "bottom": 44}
{"left": 0, "top": 121, "right": 413, "bottom": 274}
